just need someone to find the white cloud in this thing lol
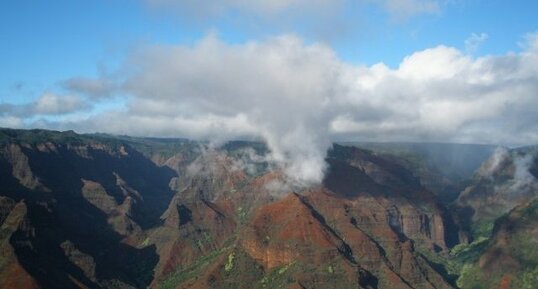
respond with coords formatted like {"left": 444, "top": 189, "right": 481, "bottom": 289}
{"left": 464, "top": 32, "right": 489, "bottom": 54}
{"left": 33, "top": 93, "right": 88, "bottom": 115}
{"left": 31, "top": 32, "right": 538, "bottom": 186}
{"left": 0, "top": 116, "right": 24, "bottom": 128}
{"left": 62, "top": 77, "right": 117, "bottom": 99}
{"left": 0, "top": 93, "right": 89, "bottom": 118}
{"left": 398, "top": 45, "right": 470, "bottom": 80}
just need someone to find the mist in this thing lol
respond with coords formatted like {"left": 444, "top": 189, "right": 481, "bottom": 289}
{"left": 5, "top": 32, "right": 538, "bottom": 186}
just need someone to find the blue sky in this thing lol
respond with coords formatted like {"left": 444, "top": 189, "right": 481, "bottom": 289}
{"left": 0, "top": 0, "right": 537, "bottom": 154}
{"left": 1, "top": 0, "right": 537, "bottom": 104}
{"left": 1, "top": 0, "right": 537, "bottom": 182}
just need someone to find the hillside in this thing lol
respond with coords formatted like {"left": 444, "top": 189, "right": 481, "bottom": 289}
{"left": 345, "top": 142, "right": 496, "bottom": 204}
{"left": 0, "top": 128, "right": 465, "bottom": 288}
{"left": 453, "top": 198, "right": 538, "bottom": 289}
{"left": 456, "top": 146, "right": 538, "bottom": 239}
{"left": 2, "top": 128, "right": 538, "bottom": 289}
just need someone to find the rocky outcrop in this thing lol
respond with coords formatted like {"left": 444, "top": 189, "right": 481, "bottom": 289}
{"left": 305, "top": 189, "right": 453, "bottom": 289}
{"left": 242, "top": 193, "right": 354, "bottom": 270}
{"left": 3, "top": 144, "right": 47, "bottom": 191}
{"left": 0, "top": 199, "right": 40, "bottom": 289}
{"left": 455, "top": 147, "right": 538, "bottom": 240}
{"left": 0, "top": 129, "right": 461, "bottom": 289}
{"left": 456, "top": 197, "right": 538, "bottom": 289}
{"left": 81, "top": 179, "right": 118, "bottom": 214}
{"left": 0, "top": 130, "right": 178, "bottom": 288}
{"left": 60, "top": 240, "right": 97, "bottom": 283}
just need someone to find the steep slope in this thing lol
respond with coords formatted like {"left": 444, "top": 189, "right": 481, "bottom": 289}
{"left": 0, "top": 197, "right": 39, "bottom": 289}
{"left": 346, "top": 142, "right": 496, "bottom": 204}
{"left": 152, "top": 144, "right": 458, "bottom": 289}
{"left": 0, "top": 128, "right": 461, "bottom": 289}
{"left": 434, "top": 146, "right": 538, "bottom": 289}
{"left": 0, "top": 128, "right": 179, "bottom": 288}
{"left": 455, "top": 197, "right": 538, "bottom": 289}
{"left": 455, "top": 147, "right": 538, "bottom": 239}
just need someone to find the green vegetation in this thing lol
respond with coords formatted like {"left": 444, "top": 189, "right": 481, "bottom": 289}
{"left": 193, "top": 231, "right": 213, "bottom": 251}
{"left": 470, "top": 220, "right": 495, "bottom": 240}
{"left": 449, "top": 232, "right": 505, "bottom": 288}
{"left": 252, "top": 261, "right": 356, "bottom": 289}
{"left": 454, "top": 199, "right": 538, "bottom": 289}
{"left": 450, "top": 237, "right": 487, "bottom": 256}
{"left": 415, "top": 244, "right": 460, "bottom": 279}
{"left": 512, "top": 266, "right": 538, "bottom": 289}
{"left": 450, "top": 236, "right": 489, "bottom": 265}
{"left": 141, "top": 237, "right": 150, "bottom": 247}
{"left": 456, "top": 263, "right": 491, "bottom": 289}
{"left": 0, "top": 128, "right": 123, "bottom": 148}
{"left": 116, "top": 135, "right": 200, "bottom": 161}
{"left": 277, "top": 263, "right": 293, "bottom": 275}
{"left": 237, "top": 207, "right": 247, "bottom": 224}
{"left": 224, "top": 252, "right": 235, "bottom": 272}
{"left": 254, "top": 263, "right": 296, "bottom": 289}
{"left": 520, "top": 198, "right": 538, "bottom": 220}
{"left": 0, "top": 128, "right": 204, "bottom": 166}
{"left": 159, "top": 249, "right": 223, "bottom": 289}
{"left": 511, "top": 233, "right": 538, "bottom": 267}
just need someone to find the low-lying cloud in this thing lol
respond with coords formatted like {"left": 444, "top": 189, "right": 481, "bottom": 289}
{"left": 122, "top": 35, "right": 342, "bottom": 185}
{"left": 510, "top": 153, "right": 536, "bottom": 193}
{"left": 10, "top": 32, "right": 538, "bottom": 186}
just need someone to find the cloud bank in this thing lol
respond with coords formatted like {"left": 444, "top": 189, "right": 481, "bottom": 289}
{"left": 5, "top": 32, "right": 538, "bottom": 186}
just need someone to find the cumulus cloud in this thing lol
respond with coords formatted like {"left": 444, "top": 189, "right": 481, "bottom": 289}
{"left": 30, "top": 32, "right": 538, "bottom": 186}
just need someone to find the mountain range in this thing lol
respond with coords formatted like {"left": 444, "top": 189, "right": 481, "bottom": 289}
{"left": 0, "top": 128, "right": 536, "bottom": 289}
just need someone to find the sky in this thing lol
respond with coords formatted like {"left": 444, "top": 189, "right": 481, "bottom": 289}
{"left": 1, "top": 0, "right": 537, "bottom": 185}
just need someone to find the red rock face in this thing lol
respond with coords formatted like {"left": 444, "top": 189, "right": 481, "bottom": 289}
{"left": 144, "top": 143, "right": 459, "bottom": 288}
{"left": 156, "top": 197, "right": 237, "bottom": 276}
{"left": 242, "top": 193, "right": 348, "bottom": 269}
{"left": 3, "top": 144, "right": 48, "bottom": 191}
{"left": 0, "top": 130, "right": 461, "bottom": 289}
{"left": 469, "top": 198, "right": 538, "bottom": 289}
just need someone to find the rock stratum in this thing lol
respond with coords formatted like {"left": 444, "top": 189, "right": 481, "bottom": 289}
{"left": 0, "top": 128, "right": 536, "bottom": 289}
